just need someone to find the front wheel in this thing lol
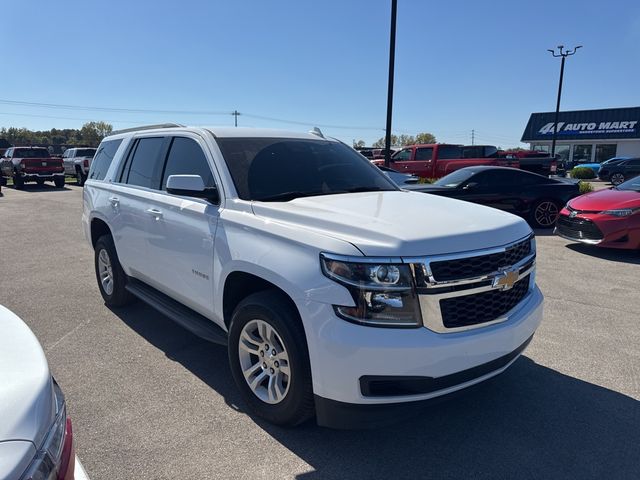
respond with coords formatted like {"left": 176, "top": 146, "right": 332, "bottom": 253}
{"left": 611, "top": 173, "right": 625, "bottom": 186}
{"left": 531, "top": 199, "right": 560, "bottom": 228}
{"left": 13, "top": 175, "right": 24, "bottom": 189}
{"left": 76, "top": 168, "right": 86, "bottom": 186}
{"left": 228, "top": 291, "right": 314, "bottom": 426}
{"left": 94, "top": 235, "right": 135, "bottom": 307}
{"left": 54, "top": 176, "right": 65, "bottom": 188}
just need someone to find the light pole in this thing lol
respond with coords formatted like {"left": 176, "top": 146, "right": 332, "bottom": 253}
{"left": 547, "top": 45, "right": 582, "bottom": 158}
{"left": 384, "top": 0, "right": 397, "bottom": 167}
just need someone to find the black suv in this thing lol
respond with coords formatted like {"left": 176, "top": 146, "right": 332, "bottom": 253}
{"left": 598, "top": 157, "right": 640, "bottom": 185}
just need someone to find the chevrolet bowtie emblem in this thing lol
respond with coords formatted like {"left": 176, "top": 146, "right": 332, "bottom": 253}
{"left": 493, "top": 268, "right": 519, "bottom": 290}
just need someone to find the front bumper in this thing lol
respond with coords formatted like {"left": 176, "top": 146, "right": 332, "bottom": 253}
{"left": 556, "top": 210, "right": 640, "bottom": 249}
{"left": 301, "top": 285, "right": 543, "bottom": 420}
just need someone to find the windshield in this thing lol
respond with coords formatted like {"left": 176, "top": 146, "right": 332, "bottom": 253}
{"left": 76, "top": 148, "right": 96, "bottom": 157}
{"left": 616, "top": 177, "right": 640, "bottom": 192}
{"left": 434, "top": 168, "right": 476, "bottom": 187}
{"left": 217, "top": 138, "right": 398, "bottom": 201}
{"left": 14, "top": 148, "right": 50, "bottom": 158}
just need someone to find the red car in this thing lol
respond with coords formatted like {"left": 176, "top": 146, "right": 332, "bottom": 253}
{"left": 555, "top": 177, "right": 640, "bottom": 249}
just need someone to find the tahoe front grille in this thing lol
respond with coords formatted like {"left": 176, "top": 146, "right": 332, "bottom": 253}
{"left": 556, "top": 215, "right": 603, "bottom": 241}
{"left": 429, "top": 237, "right": 531, "bottom": 282}
{"left": 439, "top": 275, "right": 530, "bottom": 328}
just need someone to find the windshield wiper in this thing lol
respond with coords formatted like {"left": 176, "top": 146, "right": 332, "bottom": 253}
{"left": 343, "top": 186, "right": 392, "bottom": 193}
{"left": 255, "top": 190, "right": 329, "bottom": 202}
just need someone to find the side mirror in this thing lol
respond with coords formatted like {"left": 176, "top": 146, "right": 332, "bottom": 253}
{"left": 166, "top": 174, "right": 219, "bottom": 203}
{"left": 463, "top": 182, "right": 479, "bottom": 190}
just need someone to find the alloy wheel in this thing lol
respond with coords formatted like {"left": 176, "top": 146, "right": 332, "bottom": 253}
{"left": 238, "top": 319, "right": 291, "bottom": 404}
{"left": 534, "top": 201, "right": 559, "bottom": 227}
{"left": 611, "top": 173, "right": 625, "bottom": 186}
{"left": 98, "top": 248, "right": 114, "bottom": 295}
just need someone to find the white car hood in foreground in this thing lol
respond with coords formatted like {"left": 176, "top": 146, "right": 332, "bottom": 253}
{"left": 251, "top": 190, "right": 532, "bottom": 257}
{"left": 0, "top": 306, "right": 54, "bottom": 446}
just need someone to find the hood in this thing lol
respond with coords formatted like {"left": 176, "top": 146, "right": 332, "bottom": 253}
{"left": 251, "top": 191, "right": 531, "bottom": 257}
{"left": 569, "top": 188, "right": 640, "bottom": 211}
{"left": 0, "top": 441, "right": 36, "bottom": 480}
{"left": 0, "top": 306, "right": 54, "bottom": 446}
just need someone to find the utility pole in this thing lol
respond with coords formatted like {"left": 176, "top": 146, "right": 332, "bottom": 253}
{"left": 547, "top": 45, "right": 582, "bottom": 158}
{"left": 232, "top": 110, "right": 241, "bottom": 127}
{"left": 384, "top": 0, "right": 398, "bottom": 167}
{"left": 471, "top": 129, "right": 475, "bottom": 145}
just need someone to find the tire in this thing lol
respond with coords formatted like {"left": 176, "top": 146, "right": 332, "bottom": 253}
{"left": 54, "top": 176, "right": 65, "bottom": 188}
{"left": 611, "top": 173, "right": 625, "bottom": 186}
{"left": 76, "top": 168, "right": 86, "bottom": 186}
{"left": 13, "top": 175, "right": 24, "bottom": 189}
{"left": 530, "top": 199, "right": 561, "bottom": 229}
{"left": 94, "top": 235, "right": 135, "bottom": 307}
{"left": 228, "top": 290, "right": 314, "bottom": 426}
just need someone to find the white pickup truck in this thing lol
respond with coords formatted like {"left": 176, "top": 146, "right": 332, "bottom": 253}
{"left": 62, "top": 147, "right": 96, "bottom": 186}
{"left": 82, "top": 124, "right": 543, "bottom": 428}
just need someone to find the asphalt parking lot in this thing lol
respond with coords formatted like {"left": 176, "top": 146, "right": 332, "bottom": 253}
{"left": 1, "top": 184, "right": 639, "bottom": 480}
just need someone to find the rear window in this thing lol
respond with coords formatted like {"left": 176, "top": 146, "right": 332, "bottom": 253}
{"left": 76, "top": 148, "right": 96, "bottom": 157}
{"left": 89, "top": 139, "right": 122, "bottom": 181}
{"left": 14, "top": 148, "right": 50, "bottom": 158}
{"left": 437, "top": 145, "right": 463, "bottom": 159}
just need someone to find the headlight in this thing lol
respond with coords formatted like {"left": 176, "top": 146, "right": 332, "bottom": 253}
{"left": 20, "top": 380, "right": 69, "bottom": 480}
{"left": 320, "top": 253, "right": 422, "bottom": 328}
{"left": 600, "top": 208, "right": 639, "bottom": 217}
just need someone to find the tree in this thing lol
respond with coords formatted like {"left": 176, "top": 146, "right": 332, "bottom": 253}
{"left": 353, "top": 139, "right": 366, "bottom": 148}
{"left": 79, "top": 121, "right": 113, "bottom": 146}
{"left": 372, "top": 134, "right": 397, "bottom": 148}
{"left": 372, "top": 133, "right": 428, "bottom": 147}
{"left": 415, "top": 132, "right": 436, "bottom": 144}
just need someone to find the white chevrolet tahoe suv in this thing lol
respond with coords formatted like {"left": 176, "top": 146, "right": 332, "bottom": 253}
{"left": 82, "top": 124, "right": 543, "bottom": 428}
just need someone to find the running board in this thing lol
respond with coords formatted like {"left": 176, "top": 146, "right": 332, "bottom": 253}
{"left": 126, "top": 279, "right": 228, "bottom": 346}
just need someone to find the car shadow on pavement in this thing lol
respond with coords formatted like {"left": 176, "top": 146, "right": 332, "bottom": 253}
{"left": 110, "top": 303, "right": 640, "bottom": 480}
{"left": 566, "top": 243, "right": 640, "bottom": 264}
{"left": 6, "top": 184, "right": 73, "bottom": 193}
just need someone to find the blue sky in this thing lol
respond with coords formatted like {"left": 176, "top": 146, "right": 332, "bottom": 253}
{"left": 2, "top": 0, "right": 639, "bottom": 147}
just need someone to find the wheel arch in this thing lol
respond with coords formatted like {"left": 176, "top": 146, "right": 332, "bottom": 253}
{"left": 90, "top": 217, "right": 112, "bottom": 248}
{"left": 222, "top": 270, "right": 303, "bottom": 330}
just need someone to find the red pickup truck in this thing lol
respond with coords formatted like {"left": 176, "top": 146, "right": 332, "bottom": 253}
{"left": 0, "top": 146, "right": 65, "bottom": 189}
{"left": 372, "top": 144, "right": 519, "bottom": 179}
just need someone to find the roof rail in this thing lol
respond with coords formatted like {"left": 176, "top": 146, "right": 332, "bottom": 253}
{"left": 110, "top": 123, "right": 185, "bottom": 136}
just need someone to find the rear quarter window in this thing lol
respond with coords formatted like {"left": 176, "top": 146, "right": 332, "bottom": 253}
{"left": 89, "top": 139, "right": 123, "bottom": 181}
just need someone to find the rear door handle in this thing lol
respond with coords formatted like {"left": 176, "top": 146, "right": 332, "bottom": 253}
{"left": 108, "top": 196, "right": 119, "bottom": 206}
{"left": 146, "top": 208, "right": 163, "bottom": 219}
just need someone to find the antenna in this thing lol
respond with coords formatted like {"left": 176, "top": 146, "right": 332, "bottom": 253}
{"left": 309, "top": 127, "right": 325, "bottom": 138}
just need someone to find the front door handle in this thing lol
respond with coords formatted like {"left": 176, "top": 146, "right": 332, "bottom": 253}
{"left": 108, "top": 196, "right": 119, "bottom": 206}
{"left": 146, "top": 208, "right": 163, "bottom": 220}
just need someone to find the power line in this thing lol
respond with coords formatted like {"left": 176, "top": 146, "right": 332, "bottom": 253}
{"left": 0, "top": 99, "right": 230, "bottom": 116}
{"left": 0, "top": 111, "right": 143, "bottom": 124}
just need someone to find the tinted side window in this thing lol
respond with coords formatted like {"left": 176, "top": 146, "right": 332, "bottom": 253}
{"left": 393, "top": 149, "right": 412, "bottom": 161}
{"left": 89, "top": 139, "right": 123, "bottom": 181}
{"left": 416, "top": 147, "right": 433, "bottom": 161}
{"left": 125, "top": 137, "right": 165, "bottom": 189}
{"left": 161, "top": 137, "right": 215, "bottom": 189}
{"left": 437, "top": 145, "right": 463, "bottom": 159}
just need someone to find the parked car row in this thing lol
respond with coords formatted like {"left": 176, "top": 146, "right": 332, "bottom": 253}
{"left": 369, "top": 143, "right": 556, "bottom": 179}
{"left": 397, "top": 165, "right": 639, "bottom": 250}
{"left": 0, "top": 146, "right": 96, "bottom": 189}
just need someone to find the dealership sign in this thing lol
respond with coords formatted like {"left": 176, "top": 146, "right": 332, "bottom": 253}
{"left": 521, "top": 107, "right": 640, "bottom": 141}
{"left": 538, "top": 120, "right": 638, "bottom": 136}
